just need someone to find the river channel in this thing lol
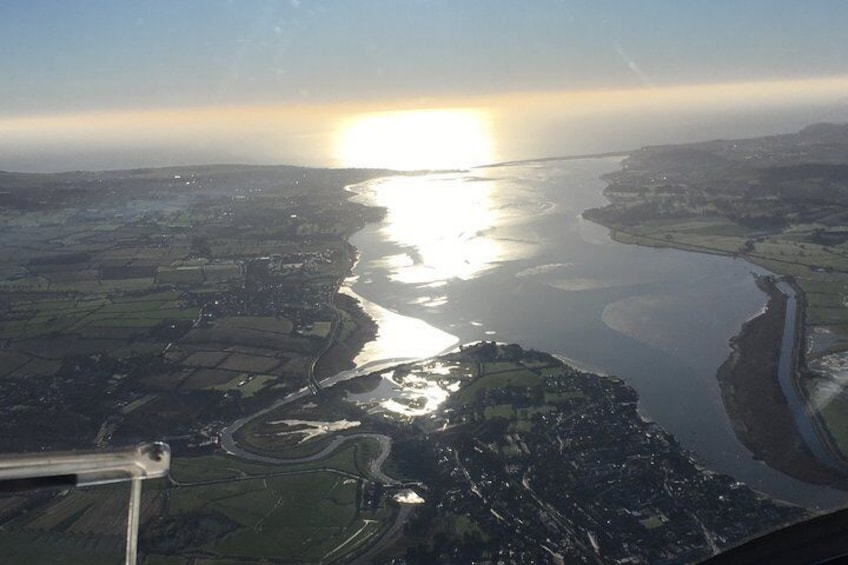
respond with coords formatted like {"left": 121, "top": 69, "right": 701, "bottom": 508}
{"left": 344, "top": 157, "right": 848, "bottom": 509}
{"left": 775, "top": 281, "right": 847, "bottom": 474}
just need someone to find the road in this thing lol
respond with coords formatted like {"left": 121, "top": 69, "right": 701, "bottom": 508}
{"left": 218, "top": 357, "right": 410, "bottom": 483}
{"left": 221, "top": 429, "right": 397, "bottom": 484}
{"left": 350, "top": 505, "right": 414, "bottom": 565}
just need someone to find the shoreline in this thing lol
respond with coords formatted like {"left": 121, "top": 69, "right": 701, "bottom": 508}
{"left": 715, "top": 275, "right": 848, "bottom": 486}
{"left": 476, "top": 151, "right": 628, "bottom": 169}
{"left": 599, "top": 219, "right": 848, "bottom": 485}
{"left": 313, "top": 292, "right": 379, "bottom": 380}
{"left": 339, "top": 162, "right": 848, "bottom": 503}
{"left": 579, "top": 124, "right": 848, "bottom": 491}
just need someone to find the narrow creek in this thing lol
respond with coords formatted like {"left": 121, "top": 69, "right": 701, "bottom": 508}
{"left": 776, "top": 280, "right": 847, "bottom": 472}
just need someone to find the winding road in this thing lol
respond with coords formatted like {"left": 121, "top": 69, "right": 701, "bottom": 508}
{"left": 221, "top": 429, "right": 397, "bottom": 484}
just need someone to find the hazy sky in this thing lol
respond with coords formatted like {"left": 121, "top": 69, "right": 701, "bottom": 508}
{"left": 3, "top": 1, "right": 848, "bottom": 170}
{"left": 4, "top": 0, "right": 848, "bottom": 114}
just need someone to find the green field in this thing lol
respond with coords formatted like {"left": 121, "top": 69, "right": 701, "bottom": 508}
{"left": 172, "top": 473, "right": 361, "bottom": 560}
{"left": 7, "top": 435, "right": 392, "bottom": 564}
{"left": 210, "top": 374, "right": 276, "bottom": 397}
{"left": 143, "top": 556, "right": 189, "bottom": 565}
{"left": 170, "top": 454, "right": 282, "bottom": 483}
{"left": 173, "top": 439, "right": 382, "bottom": 483}
{"left": 0, "top": 530, "right": 123, "bottom": 565}
{"left": 166, "top": 437, "right": 390, "bottom": 562}
{"left": 457, "top": 367, "right": 541, "bottom": 404}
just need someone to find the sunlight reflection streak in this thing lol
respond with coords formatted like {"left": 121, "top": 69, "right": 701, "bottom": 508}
{"left": 367, "top": 175, "right": 501, "bottom": 284}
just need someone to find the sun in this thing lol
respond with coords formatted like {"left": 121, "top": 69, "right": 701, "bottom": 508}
{"left": 336, "top": 108, "right": 493, "bottom": 170}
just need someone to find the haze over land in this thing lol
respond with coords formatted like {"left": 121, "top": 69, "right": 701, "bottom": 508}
{"left": 4, "top": 79, "right": 848, "bottom": 173}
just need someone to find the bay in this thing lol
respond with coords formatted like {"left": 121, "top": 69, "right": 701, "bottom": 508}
{"left": 347, "top": 157, "right": 848, "bottom": 509}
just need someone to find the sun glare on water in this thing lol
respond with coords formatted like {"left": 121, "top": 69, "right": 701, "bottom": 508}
{"left": 337, "top": 109, "right": 493, "bottom": 170}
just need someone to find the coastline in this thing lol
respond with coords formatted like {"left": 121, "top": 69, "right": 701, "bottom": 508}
{"left": 715, "top": 275, "right": 847, "bottom": 486}
{"left": 788, "top": 278, "right": 848, "bottom": 472}
{"left": 313, "top": 292, "right": 378, "bottom": 379}
{"left": 580, "top": 124, "right": 848, "bottom": 492}
{"left": 599, "top": 220, "right": 848, "bottom": 485}
{"left": 341, "top": 160, "right": 848, "bottom": 507}
{"left": 599, "top": 219, "right": 848, "bottom": 485}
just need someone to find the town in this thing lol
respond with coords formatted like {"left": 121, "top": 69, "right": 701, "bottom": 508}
{"left": 381, "top": 343, "right": 806, "bottom": 563}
